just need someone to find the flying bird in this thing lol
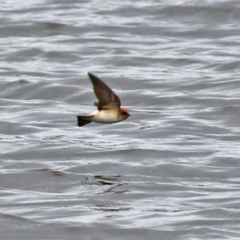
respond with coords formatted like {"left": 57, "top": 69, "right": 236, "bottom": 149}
{"left": 77, "top": 73, "right": 130, "bottom": 127}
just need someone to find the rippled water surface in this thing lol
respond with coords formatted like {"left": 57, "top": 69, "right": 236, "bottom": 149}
{"left": 1, "top": 0, "right": 240, "bottom": 239}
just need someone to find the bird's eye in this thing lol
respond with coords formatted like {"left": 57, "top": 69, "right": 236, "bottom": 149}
{"left": 121, "top": 109, "right": 130, "bottom": 116}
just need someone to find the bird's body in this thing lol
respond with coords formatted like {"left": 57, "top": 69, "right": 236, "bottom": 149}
{"left": 79, "top": 110, "right": 119, "bottom": 124}
{"left": 77, "top": 73, "right": 130, "bottom": 127}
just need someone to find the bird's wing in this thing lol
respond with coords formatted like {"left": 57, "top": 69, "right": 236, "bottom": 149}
{"left": 88, "top": 72, "right": 121, "bottom": 110}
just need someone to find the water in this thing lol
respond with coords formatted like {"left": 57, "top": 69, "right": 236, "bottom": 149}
{"left": 1, "top": 0, "right": 240, "bottom": 239}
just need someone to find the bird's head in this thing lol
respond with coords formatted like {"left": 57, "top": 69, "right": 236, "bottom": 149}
{"left": 120, "top": 108, "right": 131, "bottom": 120}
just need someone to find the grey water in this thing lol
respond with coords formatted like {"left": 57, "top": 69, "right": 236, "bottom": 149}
{"left": 1, "top": 0, "right": 240, "bottom": 239}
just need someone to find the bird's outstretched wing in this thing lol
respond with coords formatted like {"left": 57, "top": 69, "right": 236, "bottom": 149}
{"left": 88, "top": 72, "right": 121, "bottom": 110}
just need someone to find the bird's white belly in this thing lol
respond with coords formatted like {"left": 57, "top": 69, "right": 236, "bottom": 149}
{"left": 89, "top": 110, "right": 119, "bottom": 123}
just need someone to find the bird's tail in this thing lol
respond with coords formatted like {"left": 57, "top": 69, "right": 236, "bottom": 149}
{"left": 77, "top": 116, "right": 92, "bottom": 127}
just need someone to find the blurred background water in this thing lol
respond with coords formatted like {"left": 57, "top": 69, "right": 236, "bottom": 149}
{"left": 1, "top": 0, "right": 240, "bottom": 239}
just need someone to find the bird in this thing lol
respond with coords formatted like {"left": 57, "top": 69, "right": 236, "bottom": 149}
{"left": 77, "top": 72, "right": 130, "bottom": 127}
